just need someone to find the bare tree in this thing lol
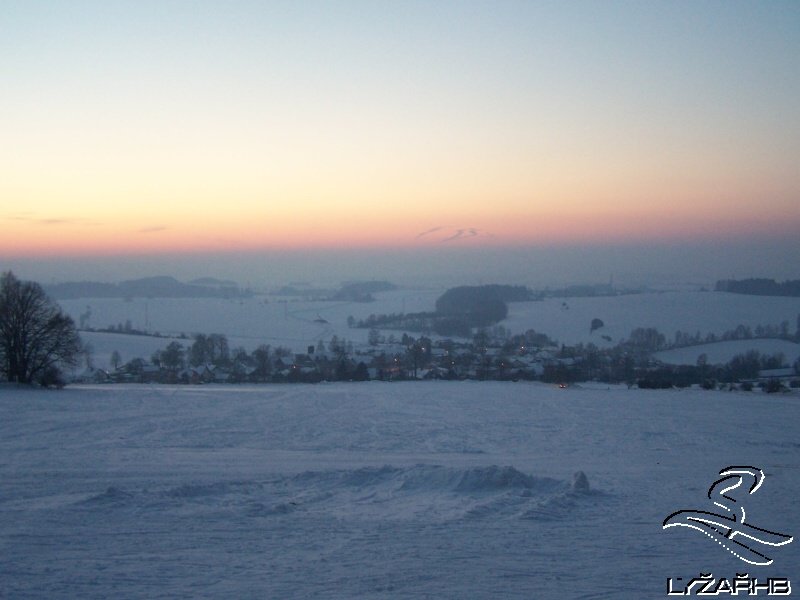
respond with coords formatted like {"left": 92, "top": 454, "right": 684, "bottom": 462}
{"left": 0, "top": 272, "right": 82, "bottom": 385}
{"left": 110, "top": 350, "right": 122, "bottom": 371}
{"left": 252, "top": 344, "right": 271, "bottom": 381}
{"left": 83, "top": 342, "right": 95, "bottom": 369}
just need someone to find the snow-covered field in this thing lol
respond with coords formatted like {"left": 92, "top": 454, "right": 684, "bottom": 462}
{"left": 60, "top": 289, "right": 442, "bottom": 368}
{"left": 1, "top": 382, "right": 798, "bottom": 598}
{"left": 503, "top": 291, "right": 800, "bottom": 349}
{"left": 59, "top": 290, "right": 800, "bottom": 370}
{"left": 655, "top": 339, "right": 800, "bottom": 367}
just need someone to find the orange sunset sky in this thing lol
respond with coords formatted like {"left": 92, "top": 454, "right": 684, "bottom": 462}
{"left": 2, "top": 1, "right": 799, "bottom": 275}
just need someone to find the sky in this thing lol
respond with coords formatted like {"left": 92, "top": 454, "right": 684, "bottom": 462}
{"left": 2, "top": 1, "right": 799, "bottom": 287}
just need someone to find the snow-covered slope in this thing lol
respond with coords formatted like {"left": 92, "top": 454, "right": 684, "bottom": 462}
{"left": 79, "top": 331, "right": 189, "bottom": 369}
{"left": 1, "top": 382, "right": 798, "bottom": 598}
{"left": 654, "top": 338, "right": 800, "bottom": 366}
{"left": 503, "top": 291, "right": 800, "bottom": 348}
{"left": 59, "top": 289, "right": 442, "bottom": 363}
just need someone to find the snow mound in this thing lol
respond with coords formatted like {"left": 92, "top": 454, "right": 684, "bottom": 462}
{"left": 397, "top": 464, "right": 549, "bottom": 493}
{"left": 291, "top": 464, "right": 563, "bottom": 495}
{"left": 455, "top": 465, "right": 539, "bottom": 492}
{"left": 282, "top": 465, "right": 598, "bottom": 522}
{"left": 282, "top": 464, "right": 601, "bottom": 521}
{"left": 71, "top": 466, "right": 598, "bottom": 524}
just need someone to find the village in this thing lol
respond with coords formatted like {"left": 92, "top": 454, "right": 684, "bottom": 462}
{"left": 74, "top": 324, "right": 800, "bottom": 393}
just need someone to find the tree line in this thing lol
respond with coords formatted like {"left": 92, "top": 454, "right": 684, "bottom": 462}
{"left": 716, "top": 278, "right": 800, "bottom": 297}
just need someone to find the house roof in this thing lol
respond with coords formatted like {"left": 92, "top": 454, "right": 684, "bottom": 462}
{"left": 758, "top": 368, "right": 795, "bottom": 379}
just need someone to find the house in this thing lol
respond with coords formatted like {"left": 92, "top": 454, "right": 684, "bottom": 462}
{"left": 758, "top": 367, "right": 795, "bottom": 380}
{"left": 293, "top": 354, "right": 316, "bottom": 368}
{"left": 179, "top": 368, "right": 203, "bottom": 384}
{"left": 757, "top": 368, "right": 797, "bottom": 389}
{"left": 234, "top": 364, "right": 258, "bottom": 383}
{"left": 215, "top": 371, "right": 231, "bottom": 383}
{"left": 139, "top": 365, "right": 162, "bottom": 383}
{"left": 110, "top": 366, "right": 136, "bottom": 383}
{"left": 73, "top": 367, "right": 111, "bottom": 384}
{"left": 421, "top": 367, "right": 448, "bottom": 380}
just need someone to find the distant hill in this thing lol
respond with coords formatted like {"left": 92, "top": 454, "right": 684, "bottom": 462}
{"left": 46, "top": 276, "right": 251, "bottom": 300}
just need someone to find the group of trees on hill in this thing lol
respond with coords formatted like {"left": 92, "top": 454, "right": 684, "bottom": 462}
{"left": 356, "top": 284, "right": 532, "bottom": 336}
{"left": 435, "top": 286, "right": 511, "bottom": 326}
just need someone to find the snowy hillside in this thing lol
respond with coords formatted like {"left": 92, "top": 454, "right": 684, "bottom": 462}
{"left": 59, "top": 290, "right": 800, "bottom": 370}
{"left": 655, "top": 338, "right": 800, "bottom": 366}
{"left": 1, "top": 382, "right": 798, "bottom": 598}
{"left": 503, "top": 291, "right": 800, "bottom": 348}
{"left": 79, "top": 331, "right": 189, "bottom": 371}
{"left": 59, "top": 289, "right": 442, "bottom": 368}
